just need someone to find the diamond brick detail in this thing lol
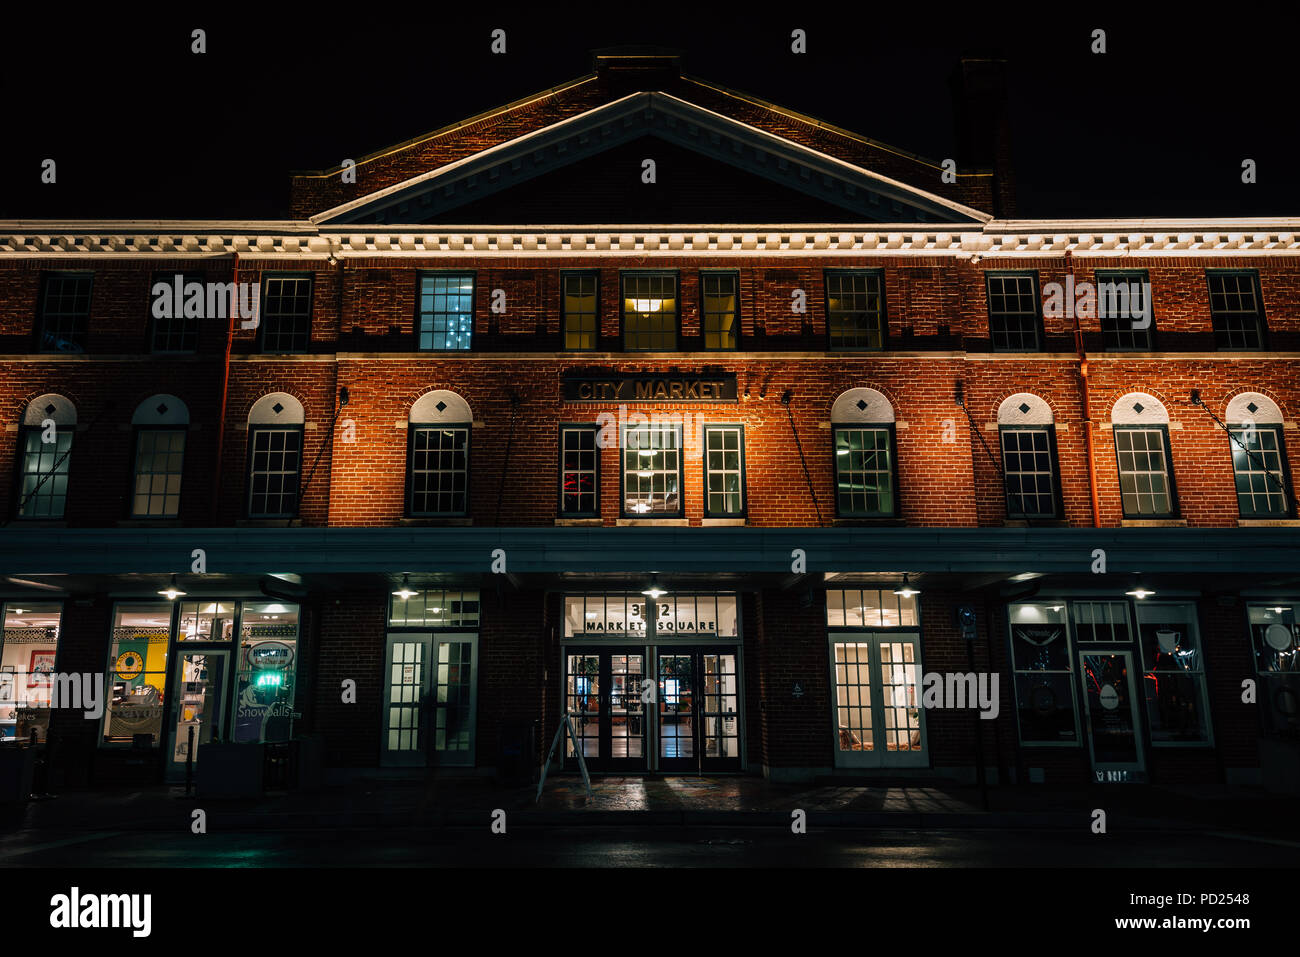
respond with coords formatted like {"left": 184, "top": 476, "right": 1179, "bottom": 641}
{"left": 856, "top": 399, "right": 868, "bottom": 412}
{"left": 435, "top": 401, "right": 448, "bottom": 413}
{"left": 156, "top": 402, "right": 169, "bottom": 416}
{"left": 1019, "top": 402, "right": 1031, "bottom": 415}
{"left": 1132, "top": 402, "right": 1144, "bottom": 414}
{"left": 272, "top": 402, "right": 284, "bottom": 415}
{"left": 44, "top": 403, "right": 56, "bottom": 416}
{"left": 1247, "top": 402, "right": 1259, "bottom": 414}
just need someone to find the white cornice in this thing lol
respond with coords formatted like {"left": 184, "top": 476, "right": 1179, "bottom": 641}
{"left": 0, "top": 223, "right": 1298, "bottom": 258}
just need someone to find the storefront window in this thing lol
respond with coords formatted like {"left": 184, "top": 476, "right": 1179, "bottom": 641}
{"left": 233, "top": 602, "right": 300, "bottom": 743}
{"left": 178, "top": 601, "right": 235, "bottom": 641}
{"left": 104, "top": 604, "right": 172, "bottom": 744}
{"left": 1247, "top": 604, "right": 1300, "bottom": 735}
{"left": 1072, "top": 601, "right": 1132, "bottom": 643}
{"left": 1008, "top": 603, "right": 1078, "bottom": 744}
{"left": 1136, "top": 603, "right": 1211, "bottom": 745}
{"left": 389, "top": 589, "right": 480, "bottom": 629}
{"left": 1, "top": 601, "right": 63, "bottom": 743}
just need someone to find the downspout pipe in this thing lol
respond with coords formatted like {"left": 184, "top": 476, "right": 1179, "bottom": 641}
{"left": 211, "top": 252, "right": 238, "bottom": 523}
{"left": 1067, "top": 250, "right": 1102, "bottom": 527}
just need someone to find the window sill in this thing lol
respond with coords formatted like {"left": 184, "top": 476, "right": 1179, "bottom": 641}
{"left": 235, "top": 519, "right": 298, "bottom": 527}
{"left": 1002, "top": 519, "right": 1069, "bottom": 528}
{"left": 616, "top": 518, "right": 689, "bottom": 527}
{"left": 832, "top": 518, "right": 906, "bottom": 527}
{"left": 701, "top": 517, "right": 747, "bottom": 526}
{"left": 398, "top": 517, "right": 473, "bottom": 526}
{"left": 555, "top": 517, "right": 603, "bottom": 526}
{"left": 116, "top": 519, "right": 183, "bottom": 528}
{"left": 9, "top": 520, "right": 68, "bottom": 528}
{"left": 1237, "top": 518, "right": 1300, "bottom": 527}
{"left": 1120, "top": 519, "right": 1187, "bottom": 527}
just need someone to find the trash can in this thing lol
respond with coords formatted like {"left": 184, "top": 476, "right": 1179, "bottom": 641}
{"left": 496, "top": 721, "right": 537, "bottom": 787}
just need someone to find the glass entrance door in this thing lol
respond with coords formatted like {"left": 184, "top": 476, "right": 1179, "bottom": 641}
{"left": 167, "top": 650, "right": 231, "bottom": 774}
{"left": 656, "top": 648, "right": 742, "bottom": 771}
{"left": 1080, "top": 651, "right": 1145, "bottom": 782}
{"left": 830, "top": 633, "right": 927, "bottom": 768}
{"left": 563, "top": 648, "right": 646, "bottom": 770}
{"left": 381, "top": 633, "right": 478, "bottom": 767}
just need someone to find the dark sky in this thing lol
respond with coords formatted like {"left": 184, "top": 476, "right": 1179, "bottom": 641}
{"left": 2, "top": 5, "right": 1295, "bottom": 221}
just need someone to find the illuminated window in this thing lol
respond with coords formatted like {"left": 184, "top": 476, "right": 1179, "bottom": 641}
{"left": 562, "top": 272, "right": 598, "bottom": 350}
{"left": 103, "top": 603, "right": 172, "bottom": 745}
{"left": 701, "top": 272, "right": 739, "bottom": 349}
{"left": 1007, "top": 602, "right": 1078, "bottom": 745}
{"left": 559, "top": 425, "right": 599, "bottom": 516}
{"left": 825, "top": 270, "right": 883, "bottom": 349}
{"left": 621, "top": 273, "right": 677, "bottom": 351}
{"left": 1230, "top": 425, "right": 1292, "bottom": 517}
{"left": 1136, "top": 603, "right": 1211, "bottom": 745}
{"left": 1114, "top": 427, "right": 1176, "bottom": 518}
{"left": 622, "top": 425, "right": 682, "bottom": 516}
{"left": 0, "top": 601, "right": 63, "bottom": 744}
{"left": 418, "top": 273, "right": 475, "bottom": 351}
{"left": 834, "top": 427, "right": 896, "bottom": 517}
{"left": 703, "top": 426, "right": 745, "bottom": 517}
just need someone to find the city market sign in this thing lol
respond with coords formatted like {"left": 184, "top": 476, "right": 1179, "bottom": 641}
{"left": 563, "top": 373, "right": 737, "bottom": 403}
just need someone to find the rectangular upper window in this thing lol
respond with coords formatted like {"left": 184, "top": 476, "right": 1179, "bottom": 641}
{"left": 1096, "top": 269, "right": 1153, "bottom": 350}
{"left": 825, "top": 270, "right": 884, "bottom": 349}
{"left": 149, "top": 272, "right": 202, "bottom": 353}
{"left": 1206, "top": 270, "right": 1265, "bottom": 349}
{"left": 559, "top": 425, "right": 599, "bottom": 516}
{"left": 38, "top": 273, "right": 92, "bottom": 353}
{"left": 985, "top": 271, "right": 1041, "bottom": 351}
{"left": 1230, "top": 424, "right": 1293, "bottom": 518}
{"left": 833, "top": 426, "right": 897, "bottom": 517}
{"left": 259, "top": 274, "right": 314, "bottom": 353}
{"left": 418, "top": 273, "right": 475, "bottom": 351}
{"left": 1114, "top": 426, "right": 1177, "bottom": 518}
{"left": 1000, "top": 425, "right": 1061, "bottom": 520}
{"left": 701, "top": 272, "right": 739, "bottom": 350}
{"left": 621, "top": 273, "right": 677, "bottom": 351}
{"left": 622, "top": 424, "right": 682, "bottom": 517}
{"left": 562, "top": 272, "right": 598, "bottom": 350}
{"left": 408, "top": 425, "right": 470, "bottom": 516}
{"left": 16, "top": 426, "right": 72, "bottom": 519}
{"left": 247, "top": 426, "right": 302, "bottom": 518}
{"left": 703, "top": 425, "right": 746, "bottom": 517}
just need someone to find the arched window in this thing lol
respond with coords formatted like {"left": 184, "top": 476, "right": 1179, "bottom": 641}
{"left": 407, "top": 391, "right": 472, "bottom": 517}
{"left": 997, "top": 394, "right": 1060, "bottom": 519}
{"left": 831, "top": 388, "right": 897, "bottom": 518}
{"left": 131, "top": 395, "right": 190, "bottom": 518}
{"left": 17, "top": 394, "right": 76, "bottom": 519}
{"left": 247, "top": 393, "right": 305, "bottom": 518}
{"left": 1111, "top": 393, "right": 1177, "bottom": 518}
{"left": 1224, "top": 393, "right": 1293, "bottom": 518}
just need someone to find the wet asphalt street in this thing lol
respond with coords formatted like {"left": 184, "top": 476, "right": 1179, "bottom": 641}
{"left": 3, "top": 824, "right": 1296, "bottom": 867}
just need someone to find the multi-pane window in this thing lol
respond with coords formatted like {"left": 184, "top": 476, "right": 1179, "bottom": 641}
{"left": 825, "top": 270, "right": 884, "bottom": 349}
{"left": 701, "top": 273, "right": 739, "bottom": 350}
{"left": 1000, "top": 426, "right": 1060, "bottom": 519}
{"left": 259, "top": 275, "right": 313, "bottom": 352}
{"left": 247, "top": 427, "right": 302, "bottom": 518}
{"left": 622, "top": 425, "right": 682, "bottom": 516}
{"left": 1114, "top": 427, "right": 1176, "bottom": 518}
{"left": 834, "top": 427, "right": 896, "bottom": 517}
{"left": 1207, "top": 271, "right": 1265, "bottom": 349}
{"left": 1230, "top": 425, "right": 1292, "bottom": 517}
{"left": 418, "top": 274, "right": 475, "bottom": 351}
{"left": 1008, "top": 603, "right": 1079, "bottom": 745}
{"left": 1136, "top": 603, "right": 1212, "bottom": 744}
{"left": 703, "top": 426, "right": 745, "bottom": 517}
{"left": 150, "top": 272, "right": 201, "bottom": 352}
{"left": 38, "top": 273, "right": 92, "bottom": 353}
{"left": 408, "top": 426, "right": 470, "bottom": 516}
{"left": 132, "top": 429, "right": 186, "bottom": 518}
{"left": 1097, "top": 270, "right": 1152, "bottom": 350}
{"left": 560, "top": 426, "right": 599, "bottom": 516}
{"left": 16, "top": 427, "right": 72, "bottom": 519}
{"left": 985, "top": 272, "right": 1041, "bottom": 350}
{"left": 562, "top": 273, "right": 598, "bottom": 350}
{"left": 621, "top": 273, "right": 677, "bottom": 351}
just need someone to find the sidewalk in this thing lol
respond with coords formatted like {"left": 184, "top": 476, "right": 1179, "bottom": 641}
{"left": 4, "top": 774, "right": 1296, "bottom": 834}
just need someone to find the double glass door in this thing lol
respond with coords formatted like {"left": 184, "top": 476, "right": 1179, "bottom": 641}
{"left": 830, "top": 633, "right": 928, "bottom": 768}
{"left": 563, "top": 647, "right": 742, "bottom": 771}
{"left": 381, "top": 633, "right": 478, "bottom": 767}
{"left": 167, "top": 649, "right": 231, "bottom": 775}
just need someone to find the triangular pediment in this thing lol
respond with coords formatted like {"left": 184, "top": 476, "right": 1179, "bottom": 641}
{"left": 313, "top": 92, "right": 989, "bottom": 226}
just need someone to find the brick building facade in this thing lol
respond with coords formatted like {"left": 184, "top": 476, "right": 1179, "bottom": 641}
{"left": 1, "top": 53, "right": 1297, "bottom": 793}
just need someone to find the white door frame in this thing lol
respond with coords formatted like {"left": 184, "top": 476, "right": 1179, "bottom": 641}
{"left": 1078, "top": 649, "right": 1146, "bottom": 782}
{"left": 828, "top": 632, "right": 928, "bottom": 769}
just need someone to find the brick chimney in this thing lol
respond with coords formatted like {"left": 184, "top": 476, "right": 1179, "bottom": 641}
{"left": 949, "top": 57, "right": 1017, "bottom": 218}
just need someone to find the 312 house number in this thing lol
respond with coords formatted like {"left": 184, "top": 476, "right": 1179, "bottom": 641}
{"left": 628, "top": 603, "right": 670, "bottom": 619}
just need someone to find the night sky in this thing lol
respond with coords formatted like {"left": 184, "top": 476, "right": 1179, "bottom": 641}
{"left": 2, "top": 6, "right": 1295, "bottom": 221}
